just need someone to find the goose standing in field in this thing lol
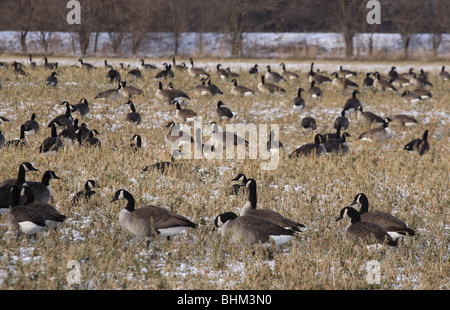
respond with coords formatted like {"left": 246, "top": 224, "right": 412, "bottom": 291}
{"left": 266, "top": 130, "right": 284, "bottom": 155}
{"left": 94, "top": 82, "right": 121, "bottom": 100}
{"left": 170, "top": 55, "right": 187, "bottom": 71}
{"left": 119, "top": 81, "right": 143, "bottom": 99}
{"left": 110, "top": 189, "right": 197, "bottom": 248}
{"left": 265, "top": 65, "right": 286, "bottom": 83}
{"left": 388, "top": 66, "right": 398, "bottom": 80}
{"left": 292, "top": 88, "right": 305, "bottom": 113}
{"left": 5, "top": 124, "right": 28, "bottom": 148}
{"left": 390, "top": 75, "right": 410, "bottom": 89}
{"left": 205, "top": 78, "right": 223, "bottom": 96}
{"left": 155, "top": 63, "right": 174, "bottom": 79}
{"left": 125, "top": 101, "right": 142, "bottom": 125}
{"left": 77, "top": 129, "right": 101, "bottom": 148}
{"left": 363, "top": 72, "right": 374, "bottom": 88}
{"left": 258, "top": 75, "right": 286, "bottom": 94}
{"left": 58, "top": 119, "right": 80, "bottom": 142}
{"left": 343, "top": 90, "right": 362, "bottom": 118}
{"left": 307, "top": 62, "right": 331, "bottom": 85}
{"left": 229, "top": 173, "right": 248, "bottom": 196}
{"left": 324, "top": 132, "right": 350, "bottom": 155}
{"left": 6, "top": 185, "right": 47, "bottom": 240}
{"left": 331, "top": 72, "right": 359, "bottom": 90}
{"left": 355, "top": 106, "right": 385, "bottom": 127}
{"left": 391, "top": 114, "right": 417, "bottom": 127}
{"left": 24, "top": 113, "right": 39, "bottom": 133}
{"left": 338, "top": 65, "right": 357, "bottom": 79}
{"left": 401, "top": 91, "right": 422, "bottom": 104}
{"left": 193, "top": 78, "right": 214, "bottom": 96}
{"left": 70, "top": 98, "right": 90, "bottom": 117}
{"left": 335, "top": 206, "right": 397, "bottom": 249}
{"left": 215, "top": 64, "right": 229, "bottom": 80}
{"left": 164, "top": 122, "right": 194, "bottom": 147}
{"left": 72, "top": 180, "right": 97, "bottom": 205}
{"left": 439, "top": 66, "right": 450, "bottom": 81}
{"left": 25, "top": 170, "right": 60, "bottom": 204}
{"left": 334, "top": 110, "right": 350, "bottom": 131}
{"left": 226, "top": 68, "right": 240, "bottom": 78}
{"left": 280, "top": 63, "right": 299, "bottom": 80}
{"left": 358, "top": 117, "right": 394, "bottom": 142}
{"left": 307, "top": 81, "right": 322, "bottom": 99}
{"left": 29, "top": 55, "right": 36, "bottom": 69}
{"left": 156, "top": 81, "right": 190, "bottom": 103}
{"left": 214, "top": 212, "right": 294, "bottom": 248}
{"left": 107, "top": 66, "right": 121, "bottom": 82}
{"left": 248, "top": 64, "right": 259, "bottom": 75}
{"left": 187, "top": 57, "right": 210, "bottom": 78}
{"left": 300, "top": 116, "right": 317, "bottom": 130}
{"left": 173, "top": 100, "right": 197, "bottom": 123}
{"left": 404, "top": 130, "right": 430, "bottom": 156}
{"left": 374, "top": 72, "right": 397, "bottom": 92}
{"left": 127, "top": 68, "right": 142, "bottom": 79}
{"left": 48, "top": 101, "right": 74, "bottom": 128}
{"left": 43, "top": 56, "right": 58, "bottom": 70}
{"left": 207, "top": 122, "right": 249, "bottom": 148}
{"left": 216, "top": 101, "right": 233, "bottom": 121}
{"left": 230, "top": 79, "right": 256, "bottom": 96}
{"left": 350, "top": 193, "right": 415, "bottom": 240}
{"left": 130, "top": 134, "right": 142, "bottom": 152}
{"left": 290, "top": 133, "right": 327, "bottom": 158}
{"left": 45, "top": 71, "right": 58, "bottom": 88}
{"left": 239, "top": 178, "right": 305, "bottom": 233}
{"left": 39, "top": 123, "right": 64, "bottom": 154}
{"left": 78, "top": 59, "right": 94, "bottom": 70}
{"left": 139, "top": 58, "right": 156, "bottom": 71}
{"left": 412, "top": 88, "right": 432, "bottom": 100}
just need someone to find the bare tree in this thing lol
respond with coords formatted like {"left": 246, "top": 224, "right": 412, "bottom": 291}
{"left": 426, "top": 0, "right": 450, "bottom": 58}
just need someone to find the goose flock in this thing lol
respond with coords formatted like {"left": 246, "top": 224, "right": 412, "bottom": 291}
{"left": 0, "top": 55, "right": 446, "bottom": 254}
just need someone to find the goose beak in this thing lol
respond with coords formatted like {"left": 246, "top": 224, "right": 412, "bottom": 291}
{"left": 110, "top": 197, "right": 118, "bottom": 203}
{"left": 335, "top": 216, "right": 343, "bottom": 222}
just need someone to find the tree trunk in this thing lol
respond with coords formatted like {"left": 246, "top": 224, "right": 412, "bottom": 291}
{"left": 343, "top": 31, "right": 354, "bottom": 59}
{"left": 402, "top": 35, "right": 410, "bottom": 59}
{"left": 20, "top": 30, "right": 28, "bottom": 53}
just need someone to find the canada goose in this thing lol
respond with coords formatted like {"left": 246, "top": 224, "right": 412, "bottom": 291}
{"left": 338, "top": 66, "right": 357, "bottom": 79}
{"left": 25, "top": 170, "right": 60, "bottom": 205}
{"left": 22, "top": 186, "right": 66, "bottom": 229}
{"left": 214, "top": 212, "right": 294, "bottom": 247}
{"left": 12, "top": 61, "right": 26, "bottom": 76}
{"left": 188, "top": 58, "right": 210, "bottom": 78}
{"left": 358, "top": 117, "right": 394, "bottom": 142}
{"left": 107, "top": 67, "right": 121, "bottom": 82}
{"left": 130, "top": 134, "right": 142, "bottom": 152}
{"left": 323, "top": 126, "right": 343, "bottom": 142}
{"left": 300, "top": 116, "right": 317, "bottom": 130}
{"left": 170, "top": 55, "right": 187, "bottom": 71}
{"left": 39, "top": 123, "right": 64, "bottom": 154}
{"left": 229, "top": 173, "right": 248, "bottom": 196}
{"left": 355, "top": 106, "right": 385, "bottom": 126}
{"left": 401, "top": 91, "right": 422, "bottom": 104}
{"left": 350, "top": 193, "right": 415, "bottom": 240}
{"left": 216, "top": 101, "right": 233, "bottom": 121}
{"left": 412, "top": 88, "right": 432, "bottom": 100}
{"left": 266, "top": 130, "right": 284, "bottom": 154}
{"left": 226, "top": 68, "right": 240, "bottom": 78}
{"left": 207, "top": 122, "right": 249, "bottom": 147}
{"left": 335, "top": 206, "right": 397, "bottom": 248}
{"left": 0, "top": 129, "right": 5, "bottom": 150}
{"left": 194, "top": 78, "right": 215, "bottom": 96}
{"left": 239, "top": 178, "right": 305, "bottom": 232}
{"left": 399, "top": 68, "right": 415, "bottom": 79}
{"left": 334, "top": 110, "right": 350, "bottom": 131}
{"left": 374, "top": 72, "right": 397, "bottom": 92}
{"left": 119, "top": 81, "right": 143, "bottom": 99}
{"left": 258, "top": 75, "right": 286, "bottom": 94}
{"left": 439, "top": 66, "right": 450, "bottom": 81}
{"left": 77, "top": 129, "right": 101, "bottom": 148}
{"left": 143, "top": 150, "right": 185, "bottom": 173}
{"left": 343, "top": 90, "right": 362, "bottom": 117}
{"left": 5, "top": 124, "right": 28, "bottom": 148}
{"left": 248, "top": 64, "right": 259, "bottom": 75}
{"left": 409, "top": 73, "right": 432, "bottom": 88}
{"left": 265, "top": 65, "right": 286, "bottom": 83}
{"left": 110, "top": 189, "right": 197, "bottom": 248}
{"left": 70, "top": 98, "right": 90, "bottom": 117}
{"left": 6, "top": 185, "right": 47, "bottom": 240}
{"left": 76, "top": 122, "right": 92, "bottom": 142}
{"left": 94, "top": 82, "right": 121, "bottom": 100}
{"left": 127, "top": 68, "right": 142, "bottom": 79}
{"left": 292, "top": 88, "right": 305, "bottom": 113}
{"left": 307, "top": 81, "right": 322, "bottom": 99}
{"left": 290, "top": 134, "right": 327, "bottom": 158}
{"left": 78, "top": 59, "right": 94, "bottom": 70}
{"left": 215, "top": 64, "right": 228, "bottom": 80}
{"left": 125, "top": 101, "right": 142, "bottom": 125}
{"left": 45, "top": 71, "right": 58, "bottom": 88}
{"left": 72, "top": 180, "right": 97, "bottom": 205}
{"left": 307, "top": 62, "right": 331, "bottom": 85}
{"left": 172, "top": 100, "right": 197, "bottom": 123}
{"left": 205, "top": 78, "right": 223, "bottom": 95}
{"left": 418, "top": 69, "right": 429, "bottom": 82}
{"left": 280, "top": 63, "right": 299, "bottom": 80}
{"left": 156, "top": 81, "right": 190, "bottom": 103}
{"left": 388, "top": 66, "right": 398, "bottom": 80}
{"left": 404, "top": 130, "right": 430, "bottom": 156}
{"left": 58, "top": 119, "right": 80, "bottom": 141}
{"left": 48, "top": 101, "right": 74, "bottom": 128}
{"left": 139, "top": 59, "right": 156, "bottom": 71}
{"left": 391, "top": 114, "right": 417, "bottom": 127}
{"left": 390, "top": 76, "right": 410, "bottom": 89}
{"left": 324, "top": 132, "right": 350, "bottom": 155}
{"left": 331, "top": 72, "right": 359, "bottom": 90}
{"left": 164, "top": 122, "right": 194, "bottom": 147}
{"left": 104, "top": 60, "right": 113, "bottom": 69}
{"left": 155, "top": 63, "right": 174, "bottom": 79}
{"left": 363, "top": 72, "right": 374, "bottom": 88}
{"left": 24, "top": 113, "right": 39, "bottom": 133}
{"left": 43, "top": 56, "right": 58, "bottom": 70}
{"left": 230, "top": 79, "right": 256, "bottom": 96}
{"left": 29, "top": 55, "right": 36, "bottom": 69}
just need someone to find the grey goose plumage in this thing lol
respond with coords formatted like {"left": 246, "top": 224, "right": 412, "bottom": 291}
{"left": 280, "top": 63, "right": 299, "bottom": 80}
{"left": 439, "top": 66, "right": 450, "bottom": 81}
{"left": 404, "top": 130, "right": 430, "bottom": 156}
{"left": 350, "top": 193, "right": 415, "bottom": 241}
{"left": 72, "top": 180, "right": 97, "bottom": 205}
{"left": 216, "top": 101, "right": 233, "bottom": 121}
{"left": 173, "top": 100, "right": 197, "bottom": 123}
{"left": 5, "top": 124, "right": 28, "bottom": 148}
{"left": 110, "top": 189, "right": 197, "bottom": 248}
{"left": 292, "top": 88, "right": 305, "bottom": 113}
{"left": 187, "top": 57, "right": 210, "bottom": 78}
{"left": 307, "top": 81, "right": 322, "bottom": 99}
{"left": 358, "top": 117, "right": 394, "bottom": 142}
{"left": 39, "top": 123, "right": 64, "bottom": 154}
{"left": 391, "top": 114, "right": 417, "bottom": 127}
{"left": 48, "top": 101, "right": 74, "bottom": 128}
{"left": 230, "top": 79, "right": 256, "bottom": 96}
{"left": 125, "top": 101, "right": 142, "bottom": 125}
{"left": 258, "top": 75, "right": 286, "bottom": 94}
{"left": 70, "top": 98, "right": 90, "bottom": 117}
{"left": 24, "top": 113, "right": 39, "bottom": 133}
{"left": 45, "top": 71, "right": 58, "bottom": 88}
{"left": 290, "top": 133, "right": 326, "bottom": 158}
{"left": 26, "top": 170, "right": 60, "bottom": 204}
{"left": 300, "top": 116, "right": 317, "bottom": 130}
{"left": 334, "top": 110, "right": 350, "bottom": 131}
{"left": 156, "top": 81, "right": 190, "bottom": 103}
{"left": 265, "top": 65, "right": 286, "bottom": 83}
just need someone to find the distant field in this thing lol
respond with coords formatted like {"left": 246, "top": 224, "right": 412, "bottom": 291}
{"left": 0, "top": 55, "right": 448, "bottom": 290}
